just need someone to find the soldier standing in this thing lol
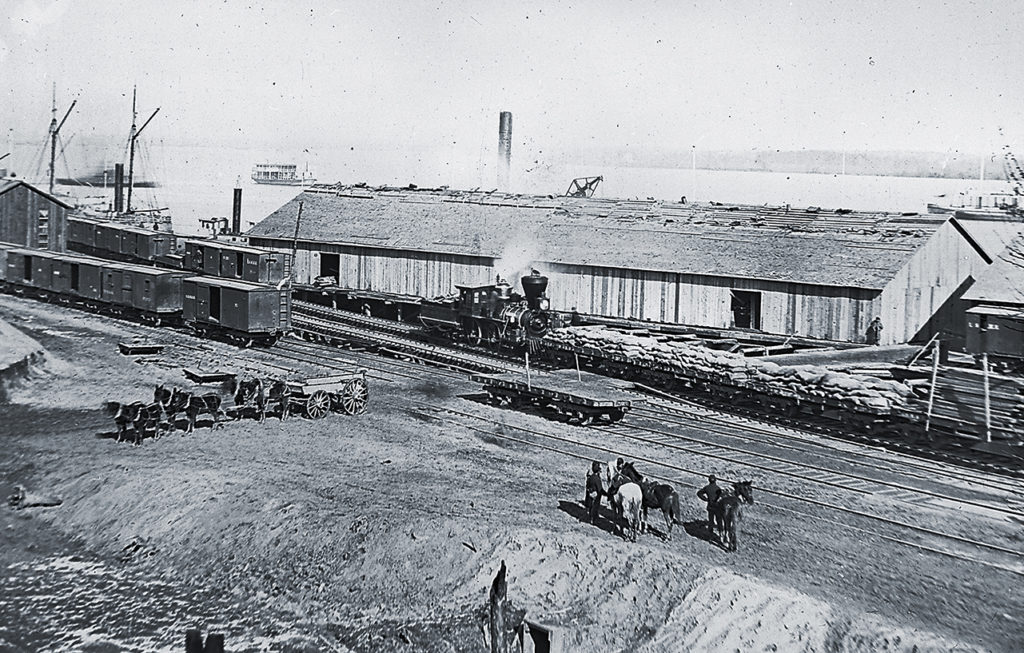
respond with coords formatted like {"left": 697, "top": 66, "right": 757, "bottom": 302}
{"left": 696, "top": 474, "right": 723, "bottom": 530}
{"left": 584, "top": 461, "right": 604, "bottom": 524}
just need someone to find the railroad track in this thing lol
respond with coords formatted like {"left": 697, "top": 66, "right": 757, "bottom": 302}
{"left": 291, "top": 303, "right": 526, "bottom": 375}
{"left": 415, "top": 399, "right": 1024, "bottom": 577}
{"left": 633, "top": 397, "right": 1024, "bottom": 495}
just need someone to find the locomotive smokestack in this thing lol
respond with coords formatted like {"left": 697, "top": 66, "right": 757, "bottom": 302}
{"left": 113, "top": 163, "right": 124, "bottom": 213}
{"left": 498, "top": 111, "right": 512, "bottom": 191}
{"left": 521, "top": 270, "right": 548, "bottom": 310}
{"left": 232, "top": 186, "right": 242, "bottom": 235}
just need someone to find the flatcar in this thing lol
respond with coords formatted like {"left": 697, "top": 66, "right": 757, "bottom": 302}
{"left": 182, "top": 276, "right": 291, "bottom": 346}
{"left": 418, "top": 270, "right": 557, "bottom": 349}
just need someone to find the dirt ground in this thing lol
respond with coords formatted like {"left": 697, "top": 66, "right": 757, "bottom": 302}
{"left": 0, "top": 295, "right": 1021, "bottom": 652}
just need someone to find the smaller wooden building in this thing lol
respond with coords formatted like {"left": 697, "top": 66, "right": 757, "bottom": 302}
{"left": 0, "top": 180, "right": 71, "bottom": 251}
{"left": 962, "top": 233, "right": 1024, "bottom": 366}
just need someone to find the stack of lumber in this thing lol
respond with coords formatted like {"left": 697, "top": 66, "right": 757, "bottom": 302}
{"left": 543, "top": 326, "right": 914, "bottom": 413}
{"left": 925, "top": 367, "right": 1024, "bottom": 441}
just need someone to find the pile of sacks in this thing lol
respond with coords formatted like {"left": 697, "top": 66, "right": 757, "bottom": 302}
{"left": 543, "top": 326, "right": 913, "bottom": 413}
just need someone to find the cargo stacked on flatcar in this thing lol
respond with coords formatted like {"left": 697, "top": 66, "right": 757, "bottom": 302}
{"left": 0, "top": 243, "right": 291, "bottom": 344}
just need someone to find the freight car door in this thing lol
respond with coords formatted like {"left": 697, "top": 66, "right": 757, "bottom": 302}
{"left": 210, "top": 285, "right": 221, "bottom": 323}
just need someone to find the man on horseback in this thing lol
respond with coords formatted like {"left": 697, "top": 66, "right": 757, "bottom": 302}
{"left": 583, "top": 461, "right": 604, "bottom": 524}
{"left": 697, "top": 474, "right": 723, "bottom": 531}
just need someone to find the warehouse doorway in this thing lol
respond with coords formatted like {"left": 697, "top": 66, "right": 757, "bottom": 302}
{"left": 320, "top": 253, "right": 340, "bottom": 284}
{"left": 731, "top": 290, "right": 761, "bottom": 330}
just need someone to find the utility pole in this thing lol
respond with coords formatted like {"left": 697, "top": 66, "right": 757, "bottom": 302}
{"left": 126, "top": 86, "right": 160, "bottom": 213}
{"left": 47, "top": 84, "right": 77, "bottom": 195}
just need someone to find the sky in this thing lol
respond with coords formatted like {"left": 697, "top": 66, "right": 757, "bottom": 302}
{"left": 2, "top": 0, "right": 1023, "bottom": 167}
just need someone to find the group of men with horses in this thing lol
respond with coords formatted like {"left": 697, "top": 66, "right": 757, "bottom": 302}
{"left": 103, "top": 375, "right": 291, "bottom": 445}
{"left": 584, "top": 458, "right": 754, "bottom": 551}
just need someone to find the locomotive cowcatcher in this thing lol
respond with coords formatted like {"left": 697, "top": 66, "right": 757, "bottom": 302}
{"left": 419, "top": 270, "right": 556, "bottom": 349}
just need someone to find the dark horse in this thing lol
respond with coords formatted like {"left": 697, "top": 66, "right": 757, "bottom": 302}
{"left": 266, "top": 379, "right": 292, "bottom": 420}
{"left": 616, "top": 461, "right": 684, "bottom": 541}
{"left": 230, "top": 376, "right": 267, "bottom": 422}
{"left": 711, "top": 481, "right": 755, "bottom": 552}
{"left": 103, "top": 400, "right": 164, "bottom": 445}
{"left": 154, "top": 384, "right": 225, "bottom": 434}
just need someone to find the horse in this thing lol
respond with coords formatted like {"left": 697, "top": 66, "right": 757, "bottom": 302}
{"left": 712, "top": 481, "right": 755, "bottom": 552}
{"left": 103, "top": 400, "right": 164, "bottom": 445}
{"left": 638, "top": 479, "right": 684, "bottom": 541}
{"left": 607, "top": 459, "right": 683, "bottom": 540}
{"left": 231, "top": 376, "right": 266, "bottom": 422}
{"left": 266, "top": 379, "right": 292, "bottom": 420}
{"left": 612, "top": 483, "right": 643, "bottom": 542}
{"left": 156, "top": 386, "right": 225, "bottom": 434}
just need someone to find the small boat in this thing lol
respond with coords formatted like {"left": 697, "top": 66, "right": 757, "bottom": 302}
{"left": 251, "top": 163, "right": 316, "bottom": 186}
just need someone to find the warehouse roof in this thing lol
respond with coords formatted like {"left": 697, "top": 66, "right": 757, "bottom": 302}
{"left": 961, "top": 233, "right": 1024, "bottom": 305}
{"left": 249, "top": 184, "right": 960, "bottom": 289}
{"left": 0, "top": 179, "right": 74, "bottom": 209}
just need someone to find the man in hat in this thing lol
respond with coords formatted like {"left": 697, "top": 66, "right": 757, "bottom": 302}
{"left": 866, "top": 316, "right": 883, "bottom": 345}
{"left": 697, "top": 474, "right": 723, "bottom": 531}
{"left": 583, "top": 461, "right": 604, "bottom": 524}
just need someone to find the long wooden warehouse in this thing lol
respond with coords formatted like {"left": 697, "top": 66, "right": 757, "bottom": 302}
{"left": 247, "top": 185, "right": 1022, "bottom": 346}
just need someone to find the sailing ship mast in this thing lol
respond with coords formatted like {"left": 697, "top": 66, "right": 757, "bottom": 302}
{"left": 47, "top": 84, "right": 76, "bottom": 195}
{"left": 125, "top": 86, "right": 160, "bottom": 214}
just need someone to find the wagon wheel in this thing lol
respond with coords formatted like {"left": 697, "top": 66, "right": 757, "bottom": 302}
{"left": 306, "top": 390, "right": 331, "bottom": 419}
{"left": 336, "top": 378, "right": 369, "bottom": 415}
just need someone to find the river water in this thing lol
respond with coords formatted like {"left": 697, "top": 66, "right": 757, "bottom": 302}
{"left": 7, "top": 141, "right": 1012, "bottom": 238}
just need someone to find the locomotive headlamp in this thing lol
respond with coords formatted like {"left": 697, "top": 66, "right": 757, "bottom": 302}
{"left": 539, "top": 298, "right": 550, "bottom": 310}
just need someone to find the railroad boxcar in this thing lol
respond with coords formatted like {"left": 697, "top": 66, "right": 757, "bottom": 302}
{"left": 182, "top": 276, "right": 291, "bottom": 345}
{"left": 117, "top": 225, "right": 176, "bottom": 262}
{"left": 99, "top": 262, "right": 185, "bottom": 321}
{"left": 217, "top": 243, "right": 292, "bottom": 284}
{"left": 67, "top": 217, "right": 101, "bottom": 250}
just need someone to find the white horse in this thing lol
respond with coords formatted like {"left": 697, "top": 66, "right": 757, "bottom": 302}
{"left": 613, "top": 482, "right": 644, "bottom": 542}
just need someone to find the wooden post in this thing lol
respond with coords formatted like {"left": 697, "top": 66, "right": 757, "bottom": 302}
{"left": 924, "top": 340, "right": 940, "bottom": 434}
{"left": 185, "top": 630, "right": 204, "bottom": 653}
{"left": 982, "top": 353, "right": 992, "bottom": 443}
{"left": 574, "top": 353, "right": 582, "bottom": 382}
{"left": 525, "top": 351, "right": 531, "bottom": 391}
{"left": 489, "top": 560, "right": 508, "bottom": 653}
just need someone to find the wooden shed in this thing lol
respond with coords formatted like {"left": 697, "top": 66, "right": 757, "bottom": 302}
{"left": 962, "top": 233, "right": 1024, "bottom": 364}
{"left": 0, "top": 180, "right": 70, "bottom": 251}
{"left": 248, "top": 186, "right": 1022, "bottom": 346}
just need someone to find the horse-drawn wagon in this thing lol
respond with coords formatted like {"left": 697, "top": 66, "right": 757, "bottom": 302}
{"left": 286, "top": 371, "right": 369, "bottom": 419}
{"left": 471, "top": 368, "right": 645, "bottom": 425}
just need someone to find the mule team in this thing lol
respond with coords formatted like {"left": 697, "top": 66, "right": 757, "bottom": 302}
{"left": 585, "top": 458, "right": 755, "bottom": 552}
{"left": 102, "top": 376, "right": 291, "bottom": 445}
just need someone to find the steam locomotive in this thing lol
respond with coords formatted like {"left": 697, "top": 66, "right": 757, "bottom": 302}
{"left": 418, "top": 270, "right": 557, "bottom": 349}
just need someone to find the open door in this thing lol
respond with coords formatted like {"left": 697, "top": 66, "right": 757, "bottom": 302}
{"left": 209, "top": 285, "right": 221, "bottom": 322}
{"left": 730, "top": 290, "right": 761, "bottom": 330}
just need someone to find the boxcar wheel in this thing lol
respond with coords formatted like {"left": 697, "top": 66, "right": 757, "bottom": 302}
{"left": 306, "top": 391, "right": 331, "bottom": 419}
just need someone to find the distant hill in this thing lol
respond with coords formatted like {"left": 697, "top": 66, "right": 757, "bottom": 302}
{"left": 579, "top": 148, "right": 1005, "bottom": 180}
